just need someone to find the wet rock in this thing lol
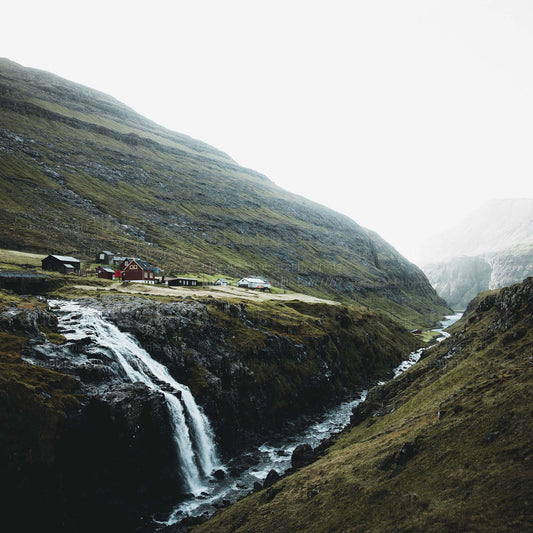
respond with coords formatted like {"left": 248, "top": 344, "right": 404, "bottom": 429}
{"left": 263, "top": 469, "right": 280, "bottom": 488}
{"left": 253, "top": 481, "right": 263, "bottom": 492}
{"left": 76, "top": 361, "right": 115, "bottom": 382}
{"left": 291, "top": 443, "right": 315, "bottom": 469}
{"left": 212, "top": 469, "right": 226, "bottom": 480}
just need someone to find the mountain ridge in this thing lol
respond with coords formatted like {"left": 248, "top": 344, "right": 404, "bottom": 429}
{"left": 0, "top": 58, "right": 449, "bottom": 326}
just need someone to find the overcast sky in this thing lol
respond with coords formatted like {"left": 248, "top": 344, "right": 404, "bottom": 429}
{"left": 2, "top": 1, "right": 533, "bottom": 264}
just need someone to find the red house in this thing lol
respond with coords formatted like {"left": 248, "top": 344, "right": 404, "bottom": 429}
{"left": 118, "top": 258, "right": 155, "bottom": 284}
{"left": 96, "top": 266, "right": 116, "bottom": 280}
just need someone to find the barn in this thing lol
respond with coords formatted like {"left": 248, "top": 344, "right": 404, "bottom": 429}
{"left": 41, "top": 255, "right": 81, "bottom": 274}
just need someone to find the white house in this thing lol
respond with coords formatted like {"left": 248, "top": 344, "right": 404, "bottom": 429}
{"left": 237, "top": 276, "right": 272, "bottom": 290}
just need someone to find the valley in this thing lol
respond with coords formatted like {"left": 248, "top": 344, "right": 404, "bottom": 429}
{"left": 0, "top": 57, "right": 531, "bottom": 533}
{"left": 0, "top": 58, "right": 450, "bottom": 329}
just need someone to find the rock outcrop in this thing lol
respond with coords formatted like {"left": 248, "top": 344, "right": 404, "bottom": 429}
{"left": 93, "top": 295, "right": 421, "bottom": 455}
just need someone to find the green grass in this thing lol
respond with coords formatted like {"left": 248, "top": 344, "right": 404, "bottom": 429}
{"left": 193, "top": 281, "right": 533, "bottom": 533}
{"left": 0, "top": 57, "right": 452, "bottom": 328}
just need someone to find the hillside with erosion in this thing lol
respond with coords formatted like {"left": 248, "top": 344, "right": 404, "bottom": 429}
{"left": 420, "top": 199, "right": 533, "bottom": 310}
{"left": 194, "top": 277, "right": 533, "bottom": 533}
{"left": 0, "top": 274, "right": 423, "bottom": 531}
{"left": 0, "top": 58, "right": 450, "bottom": 327}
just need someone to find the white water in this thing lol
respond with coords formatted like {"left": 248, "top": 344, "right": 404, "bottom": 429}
{"left": 166, "top": 311, "right": 465, "bottom": 523}
{"left": 380, "top": 312, "right": 464, "bottom": 383}
{"left": 49, "top": 299, "right": 220, "bottom": 495}
{"left": 49, "top": 301, "right": 462, "bottom": 525}
{"left": 166, "top": 389, "right": 369, "bottom": 524}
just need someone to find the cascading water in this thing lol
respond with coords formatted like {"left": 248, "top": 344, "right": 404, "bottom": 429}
{"left": 46, "top": 302, "right": 463, "bottom": 526}
{"left": 50, "top": 299, "right": 220, "bottom": 495}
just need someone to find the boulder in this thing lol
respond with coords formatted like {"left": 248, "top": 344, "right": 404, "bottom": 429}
{"left": 291, "top": 443, "right": 315, "bottom": 469}
{"left": 263, "top": 469, "right": 280, "bottom": 488}
{"left": 212, "top": 469, "right": 226, "bottom": 480}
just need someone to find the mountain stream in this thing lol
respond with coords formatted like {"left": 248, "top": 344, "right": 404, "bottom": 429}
{"left": 48, "top": 301, "right": 461, "bottom": 528}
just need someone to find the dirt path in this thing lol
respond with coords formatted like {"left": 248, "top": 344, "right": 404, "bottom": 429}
{"left": 72, "top": 282, "right": 340, "bottom": 305}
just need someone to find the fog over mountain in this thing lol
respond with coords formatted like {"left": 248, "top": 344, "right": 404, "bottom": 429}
{"left": 420, "top": 198, "right": 533, "bottom": 309}
{"left": 419, "top": 198, "right": 533, "bottom": 265}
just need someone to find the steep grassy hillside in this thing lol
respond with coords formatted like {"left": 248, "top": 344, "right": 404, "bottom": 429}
{"left": 0, "top": 58, "right": 449, "bottom": 327}
{"left": 194, "top": 277, "right": 533, "bottom": 532}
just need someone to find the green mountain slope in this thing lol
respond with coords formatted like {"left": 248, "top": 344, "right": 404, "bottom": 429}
{"left": 0, "top": 58, "right": 449, "bottom": 326}
{"left": 195, "top": 277, "right": 533, "bottom": 533}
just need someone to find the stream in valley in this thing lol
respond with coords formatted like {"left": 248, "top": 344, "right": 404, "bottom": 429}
{"left": 45, "top": 301, "right": 462, "bottom": 529}
{"left": 163, "top": 311, "right": 464, "bottom": 526}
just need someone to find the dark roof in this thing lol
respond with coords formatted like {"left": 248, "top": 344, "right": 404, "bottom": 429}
{"left": 122, "top": 258, "right": 153, "bottom": 271}
{"left": 135, "top": 259, "right": 153, "bottom": 271}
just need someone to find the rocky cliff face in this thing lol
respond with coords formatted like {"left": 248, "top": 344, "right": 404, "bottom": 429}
{"left": 0, "top": 58, "right": 449, "bottom": 326}
{"left": 94, "top": 295, "right": 420, "bottom": 455}
{"left": 0, "top": 293, "right": 421, "bottom": 531}
{"left": 0, "top": 300, "right": 183, "bottom": 531}
{"left": 423, "top": 243, "right": 533, "bottom": 309}
{"left": 420, "top": 199, "right": 533, "bottom": 310}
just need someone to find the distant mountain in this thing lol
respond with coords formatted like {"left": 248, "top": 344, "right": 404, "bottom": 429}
{"left": 0, "top": 58, "right": 449, "bottom": 325}
{"left": 420, "top": 199, "right": 533, "bottom": 309}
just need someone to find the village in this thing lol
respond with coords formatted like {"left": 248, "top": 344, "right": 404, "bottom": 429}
{"left": 40, "top": 251, "right": 273, "bottom": 292}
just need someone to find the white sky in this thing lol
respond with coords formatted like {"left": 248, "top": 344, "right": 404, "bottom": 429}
{"left": 2, "top": 1, "right": 533, "bottom": 264}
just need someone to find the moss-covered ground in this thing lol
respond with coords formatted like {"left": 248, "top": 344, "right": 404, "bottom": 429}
{"left": 193, "top": 281, "right": 533, "bottom": 533}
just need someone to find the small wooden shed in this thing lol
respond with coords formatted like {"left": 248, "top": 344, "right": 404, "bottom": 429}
{"left": 167, "top": 277, "right": 199, "bottom": 287}
{"left": 96, "top": 251, "right": 115, "bottom": 265}
{"left": 96, "top": 266, "right": 116, "bottom": 280}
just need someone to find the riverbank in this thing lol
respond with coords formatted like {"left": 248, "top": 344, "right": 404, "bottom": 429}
{"left": 194, "top": 279, "right": 533, "bottom": 533}
{"left": 163, "top": 312, "right": 463, "bottom": 528}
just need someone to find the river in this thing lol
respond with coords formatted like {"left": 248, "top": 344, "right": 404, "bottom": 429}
{"left": 162, "top": 311, "right": 464, "bottom": 526}
{"left": 43, "top": 300, "right": 461, "bottom": 528}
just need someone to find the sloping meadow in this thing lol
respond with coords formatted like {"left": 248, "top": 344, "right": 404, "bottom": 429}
{"left": 194, "top": 278, "right": 533, "bottom": 533}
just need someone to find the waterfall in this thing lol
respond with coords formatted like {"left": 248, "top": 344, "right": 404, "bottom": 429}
{"left": 50, "top": 299, "right": 220, "bottom": 495}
